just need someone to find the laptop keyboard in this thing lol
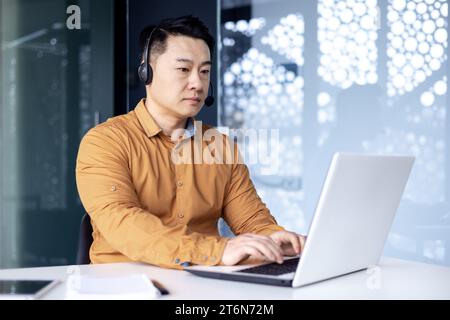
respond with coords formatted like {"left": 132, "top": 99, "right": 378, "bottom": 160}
{"left": 236, "top": 257, "right": 299, "bottom": 276}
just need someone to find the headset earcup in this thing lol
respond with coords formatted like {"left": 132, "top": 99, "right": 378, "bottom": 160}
{"left": 138, "top": 64, "right": 153, "bottom": 85}
{"left": 138, "top": 64, "right": 148, "bottom": 83}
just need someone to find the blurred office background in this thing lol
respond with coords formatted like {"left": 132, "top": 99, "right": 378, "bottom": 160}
{"left": 0, "top": 0, "right": 449, "bottom": 268}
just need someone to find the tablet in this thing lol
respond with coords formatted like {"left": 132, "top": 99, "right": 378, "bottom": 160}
{"left": 0, "top": 280, "right": 60, "bottom": 300}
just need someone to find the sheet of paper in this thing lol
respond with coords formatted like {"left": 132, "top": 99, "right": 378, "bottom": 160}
{"left": 65, "top": 274, "right": 161, "bottom": 300}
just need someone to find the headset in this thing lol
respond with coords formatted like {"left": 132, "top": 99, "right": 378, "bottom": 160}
{"left": 138, "top": 26, "right": 215, "bottom": 107}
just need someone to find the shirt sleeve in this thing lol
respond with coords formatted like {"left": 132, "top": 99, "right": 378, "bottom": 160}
{"left": 75, "top": 125, "right": 228, "bottom": 269}
{"left": 222, "top": 141, "right": 285, "bottom": 236}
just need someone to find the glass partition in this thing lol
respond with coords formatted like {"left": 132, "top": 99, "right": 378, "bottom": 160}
{"left": 218, "top": 0, "right": 450, "bottom": 266}
{"left": 0, "top": 0, "right": 115, "bottom": 268}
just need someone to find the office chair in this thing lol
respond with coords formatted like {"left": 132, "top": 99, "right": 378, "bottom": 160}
{"left": 76, "top": 213, "right": 93, "bottom": 264}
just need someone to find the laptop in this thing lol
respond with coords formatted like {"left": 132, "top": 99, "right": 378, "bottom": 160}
{"left": 185, "top": 153, "right": 415, "bottom": 287}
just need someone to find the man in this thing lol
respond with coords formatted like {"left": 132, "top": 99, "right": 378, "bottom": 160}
{"left": 76, "top": 15, "right": 305, "bottom": 269}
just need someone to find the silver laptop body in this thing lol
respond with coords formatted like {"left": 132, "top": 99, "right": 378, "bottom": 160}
{"left": 186, "top": 153, "right": 415, "bottom": 287}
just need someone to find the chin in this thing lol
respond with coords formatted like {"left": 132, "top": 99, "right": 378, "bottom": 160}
{"left": 179, "top": 105, "right": 202, "bottom": 117}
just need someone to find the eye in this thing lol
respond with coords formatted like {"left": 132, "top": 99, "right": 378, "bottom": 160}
{"left": 201, "top": 69, "right": 210, "bottom": 75}
{"left": 177, "top": 68, "right": 190, "bottom": 73}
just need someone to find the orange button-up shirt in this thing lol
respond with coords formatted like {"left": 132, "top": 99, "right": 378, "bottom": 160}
{"left": 75, "top": 99, "right": 284, "bottom": 269}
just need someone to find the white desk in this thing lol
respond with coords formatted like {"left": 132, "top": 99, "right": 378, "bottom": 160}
{"left": 0, "top": 257, "right": 449, "bottom": 299}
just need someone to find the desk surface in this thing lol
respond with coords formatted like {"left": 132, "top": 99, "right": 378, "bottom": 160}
{"left": 0, "top": 257, "right": 449, "bottom": 299}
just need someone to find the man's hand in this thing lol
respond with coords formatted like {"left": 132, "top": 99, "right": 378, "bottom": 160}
{"left": 269, "top": 231, "right": 306, "bottom": 256}
{"left": 221, "top": 233, "right": 284, "bottom": 266}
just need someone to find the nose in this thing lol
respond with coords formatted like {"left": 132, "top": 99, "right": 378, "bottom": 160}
{"left": 187, "top": 71, "right": 204, "bottom": 92}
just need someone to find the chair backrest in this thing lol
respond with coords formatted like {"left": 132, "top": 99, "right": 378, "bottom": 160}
{"left": 76, "top": 213, "right": 93, "bottom": 264}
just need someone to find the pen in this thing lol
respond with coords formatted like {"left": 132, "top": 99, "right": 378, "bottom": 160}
{"left": 151, "top": 279, "right": 170, "bottom": 295}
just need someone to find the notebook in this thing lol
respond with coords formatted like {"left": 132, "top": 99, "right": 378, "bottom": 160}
{"left": 65, "top": 273, "right": 163, "bottom": 300}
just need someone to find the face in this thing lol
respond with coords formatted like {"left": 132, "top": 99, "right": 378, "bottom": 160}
{"left": 147, "top": 35, "right": 211, "bottom": 119}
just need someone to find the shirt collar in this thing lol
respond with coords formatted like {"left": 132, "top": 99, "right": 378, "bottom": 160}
{"left": 184, "top": 117, "right": 196, "bottom": 139}
{"left": 134, "top": 98, "right": 197, "bottom": 140}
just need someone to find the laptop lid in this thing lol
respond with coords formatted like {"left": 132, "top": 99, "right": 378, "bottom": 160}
{"left": 293, "top": 153, "right": 414, "bottom": 287}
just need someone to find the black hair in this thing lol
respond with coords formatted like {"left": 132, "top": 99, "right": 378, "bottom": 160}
{"left": 139, "top": 15, "right": 215, "bottom": 64}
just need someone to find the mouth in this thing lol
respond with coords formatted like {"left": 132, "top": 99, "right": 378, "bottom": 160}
{"left": 183, "top": 97, "right": 202, "bottom": 107}
{"left": 183, "top": 97, "right": 201, "bottom": 102}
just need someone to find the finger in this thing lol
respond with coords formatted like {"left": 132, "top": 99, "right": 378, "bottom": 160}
{"left": 245, "top": 234, "right": 284, "bottom": 252}
{"left": 280, "top": 243, "right": 298, "bottom": 256}
{"left": 249, "top": 236, "right": 284, "bottom": 260}
{"left": 242, "top": 245, "right": 267, "bottom": 262}
{"left": 246, "top": 241, "right": 283, "bottom": 264}
{"left": 273, "top": 232, "right": 301, "bottom": 255}
{"left": 288, "top": 233, "right": 302, "bottom": 255}
{"left": 249, "top": 240, "right": 280, "bottom": 261}
{"left": 242, "top": 234, "right": 284, "bottom": 259}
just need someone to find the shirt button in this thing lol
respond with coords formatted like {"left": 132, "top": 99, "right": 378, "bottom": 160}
{"left": 111, "top": 186, "right": 116, "bottom": 192}
{"left": 177, "top": 181, "right": 183, "bottom": 187}
{"left": 210, "top": 256, "right": 216, "bottom": 262}
{"left": 175, "top": 258, "right": 180, "bottom": 264}
{"left": 203, "top": 256, "right": 208, "bottom": 262}
{"left": 178, "top": 212, "right": 184, "bottom": 219}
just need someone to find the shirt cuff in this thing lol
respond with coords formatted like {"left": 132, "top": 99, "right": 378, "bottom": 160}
{"left": 179, "top": 237, "right": 230, "bottom": 268}
{"left": 255, "top": 225, "right": 285, "bottom": 236}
